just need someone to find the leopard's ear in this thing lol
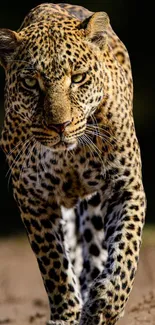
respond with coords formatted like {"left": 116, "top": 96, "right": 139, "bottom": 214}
{"left": 0, "top": 29, "right": 21, "bottom": 68}
{"left": 78, "top": 12, "right": 109, "bottom": 50}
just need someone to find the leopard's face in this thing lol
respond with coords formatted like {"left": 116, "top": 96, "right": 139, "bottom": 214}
{"left": 4, "top": 17, "right": 107, "bottom": 152}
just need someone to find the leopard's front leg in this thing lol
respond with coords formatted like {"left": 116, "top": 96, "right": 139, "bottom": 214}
{"left": 80, "top": 184, "right": 146, "bottom": 325}
{"left": 18, "top": 194, "right": 82, "bottom": 324}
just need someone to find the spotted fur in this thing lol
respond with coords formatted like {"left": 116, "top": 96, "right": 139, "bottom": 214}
{"left": 0, "top": 3, "right": 146, "bottom": 325}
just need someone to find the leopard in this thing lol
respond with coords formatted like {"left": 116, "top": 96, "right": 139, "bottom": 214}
{"left": 0, "top": 3, "right": 146, "bottom": 325}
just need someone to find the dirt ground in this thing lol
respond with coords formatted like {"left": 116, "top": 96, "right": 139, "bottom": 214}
{"left": 0, "top": 231, "right": 155, "bottom": 325}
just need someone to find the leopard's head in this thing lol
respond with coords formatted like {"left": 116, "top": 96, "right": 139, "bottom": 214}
{"left": 0, "top": 10, "right": 109, "bottom": 152}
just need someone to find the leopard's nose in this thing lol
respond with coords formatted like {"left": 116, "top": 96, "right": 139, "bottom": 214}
{"left": 46, "top": 121, "right": 71, "bottom": 134}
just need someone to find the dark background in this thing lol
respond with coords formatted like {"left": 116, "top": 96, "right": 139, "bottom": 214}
{"left": 0, "top": 1, "right": 154, "bottom": 234}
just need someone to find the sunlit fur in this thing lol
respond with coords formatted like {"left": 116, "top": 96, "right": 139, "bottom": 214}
{"left": 0, "top": 3, "right": 146, "bottom": 325}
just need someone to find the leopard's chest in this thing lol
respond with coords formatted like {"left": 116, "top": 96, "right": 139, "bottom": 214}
{"left": 41, "top": 156, "right": 104, "bottom": 208}
{"left": 13, "top": 150, "right": 106, "bottom": 209}
{"left": 55, "top": 164, "right": 104, "bottom": 208}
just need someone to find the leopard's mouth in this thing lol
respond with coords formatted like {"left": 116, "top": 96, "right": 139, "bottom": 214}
{"left": 31, "top": 126, "right": 79, "bottom": 151}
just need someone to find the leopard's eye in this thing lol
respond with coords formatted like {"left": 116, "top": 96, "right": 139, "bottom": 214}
{"left": 22, "top": 77, "right": 37, "bottom": 89}
{"left": 71, "top": 73, "right": 86, "bottom": 84}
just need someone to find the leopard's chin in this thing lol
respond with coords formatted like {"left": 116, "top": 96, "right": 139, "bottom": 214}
{"left": 53, "top": 140, "right": 77, "bottom": 151}
{"left": 42, "top": 139, "right": 78, "bottom": 152}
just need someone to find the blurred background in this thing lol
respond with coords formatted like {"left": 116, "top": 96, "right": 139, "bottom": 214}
{"left": 0, "top": 0, "right": 154, "bottom": 234}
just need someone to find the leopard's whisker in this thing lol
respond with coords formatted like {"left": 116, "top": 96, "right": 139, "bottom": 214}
{"left": 7, "top": 139, "right": 26, "bottom": 156}
{"left": 6, "top": 137, "right": 34, "bottom": 188}
{"left": 35, "top": 141, "right": 41, "bottom": 185}
{"left": 6, "top": 137, "right": 33, "bottom": 178}
{"left": 40, "top": 143, "right": 49, "bottom": 176}
{"left": 86, "top": 124, "right": 118, "bottom": 144}
{"left": 19, "top": 138, "right": 36, "bottom": 181}
{"left": 81, "top": 134, "right": 96, "bottom": 160}
{"left": 86, "top": 129, "right": 114, "bottom": 148}
{"left": 81, "top": 133, "right": 104, "bottom": 166}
